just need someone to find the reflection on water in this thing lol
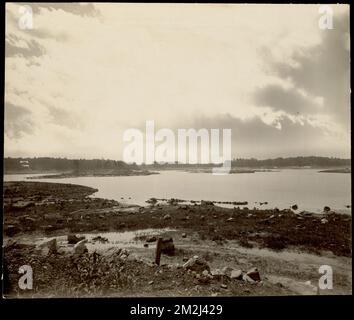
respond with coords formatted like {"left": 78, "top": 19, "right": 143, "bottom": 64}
{"left": 4, "top": 169, "right": 351, "bottom": 213}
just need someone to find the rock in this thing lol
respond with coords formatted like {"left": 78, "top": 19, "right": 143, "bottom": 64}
{"left": 227, "top": 217, "right": 234, "bottom": 222}
{"left": 45, "top": 239, "right": 58, "bottom": 255}
{"left": 74, "top": 239, "right": 88, "bottom": 255}
{"left": 231, "top": 269, "right": 243, "bottom": 280}
{"left": 211, "top": 269, "right": 224, "bottom": 277}
{"left": 144, "top": 243, "right": 149, "bottom": 248}
{"left": 183, "top": 256, "right": 210, "bottom": 273}
{"left": 146, "top": 236, "right": 157, "bottom": 243}
{"left": 92, "top": 235, "right": 108, "bottom": 243}
{"left": 163, "top": 214, "right": 171, "bottom": 220}
{"left": 118, "top": 249, "right": 130, "bottom": 260}
{"left": 291, "top": 204, "right": 298, "bottom": 210}
{"left": 4, "top": 225, "right": 20, "bottom": 237}
{"left": 243, "top": 274, "right": 256, "bottom": 283}
{"left": 13, "top": 201, "right": 35, "bottom": 209}
{"left": 321, "top": 218, "right": 328, "bottom": 224}
{"left": 221, "top": 266, "right": 233, "bottom": 277}
{"left": 245, "top": 267, "right": 261, "bottom": 282}
{"left": 324, "top": 206, "right": 331, "bottom": 212}
{"left": 182, "top": 233, "right": 187, "bottom": 238}
{"left": 148, "top": 280, "right": 154, "bottom": 285}
{"left": 202, "top": 270, "right": 210, "bottom": 276}
{"left": 161, "top": 237, "right": 175, "bottom": 255}
{"left": 67, "top": 234, "right": 85, "bottom": 245}
{"left": 220, "top": 284, "right": 228, "bottom": 289}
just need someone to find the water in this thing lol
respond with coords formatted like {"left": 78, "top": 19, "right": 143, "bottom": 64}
{"left": 34, "top": 228, "right": 175, "bottom": 251}
{"left": 4, "top": 169, "right": 351, "bottom": 213}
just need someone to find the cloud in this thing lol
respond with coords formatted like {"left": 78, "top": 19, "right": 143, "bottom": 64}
{"left": 184, "top": 113, "right": 350, "bottom": 158}
{"left": 5, "top": 102, "right": 35, "bottom": 139}
{"left": 5, "top": 34, "right": 45, "bottom": 57}
{"left": 253, "top": 84, "right": 322, "bottom": 115}
{"left": 3, "top": 4, "right": 350, "bottom": 159}
{"left": 47, "top": 105, "right": 83, "bottom": 130}
{"left": 263, "top": 11, "right": 350, "bottom": 129}
{"left": 21, "top": 3, "right": 100, "bottom": 17}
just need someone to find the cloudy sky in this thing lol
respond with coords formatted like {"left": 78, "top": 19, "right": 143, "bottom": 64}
{"left": 5, "top": 3, "right": 350, "bottom": 160}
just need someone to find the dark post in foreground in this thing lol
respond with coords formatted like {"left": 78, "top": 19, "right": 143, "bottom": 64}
{"left": 155, "top": 237, "right": 163, "bottom": 266}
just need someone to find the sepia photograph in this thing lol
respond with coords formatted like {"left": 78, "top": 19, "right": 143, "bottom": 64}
{"left": 2, "top": 2, "right": 351, "bottom": 301}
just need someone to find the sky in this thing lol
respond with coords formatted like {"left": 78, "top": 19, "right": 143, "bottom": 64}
{"left": 4, "top": 3, "right": 351, "bottom": 160}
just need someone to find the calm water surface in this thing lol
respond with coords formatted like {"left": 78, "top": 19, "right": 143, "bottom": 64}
{"left": 4, "top": 169, "right": 351, "bottom": 214}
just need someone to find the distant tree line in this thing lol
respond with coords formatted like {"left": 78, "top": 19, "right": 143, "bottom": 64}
{"left": 4, "top": 157, "right": 137, "bottom": 172}
{"left": 4, "top": 156, "right": 350, "bottom": 173}
{"left": 231, "top": 156, "right": 351, "bottom": 168}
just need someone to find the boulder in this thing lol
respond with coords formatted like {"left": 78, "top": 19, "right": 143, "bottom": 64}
{"left": 221, "top": 266, "right": 233, "bottom": 277}
{"left": 291, "top": 204, "right": 298, "bottom": 210}
{"left": 67, "top": 234, "right": 85, "bottom": 245}
{"left": 183, "top": 256, "right": 210, "bottom": 273}
{"left": 230, "top": 269, "right": 243, "bottom": 280}
{"left": 243, "top": 274, "right": 256, "bottom": 283}
{"left": 245, "top": 267, "right": 261, "bottom": 282}
{"left": 74, "top": 239, "right": 88, "bottom": 255}
{"left": 323, "top": 206, "right": 331, "bottom": 212}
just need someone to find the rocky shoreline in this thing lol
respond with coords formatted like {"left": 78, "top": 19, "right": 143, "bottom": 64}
{"left": 3, "top": 181, "right": 352, "bottom": 297}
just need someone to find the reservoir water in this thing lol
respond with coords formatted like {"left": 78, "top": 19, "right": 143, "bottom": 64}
{"left": 4, "top": 169, "right": 351, "bottom": 214}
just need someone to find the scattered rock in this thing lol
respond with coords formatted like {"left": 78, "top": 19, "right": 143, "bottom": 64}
{"left": 67, "top": 234, "right": 85, "bottom": 245}
{"left": 245, "top": 267, "right": 261, "bottom": 282}
{"left": 221, "top": 266, "right": 233, "bottom": 277}
{"left": 202, "top": 270, "right": 210, "bottom": 276}
{"left": 92, "top": 235, "right": 108, "bottom": 243}
{"left": 183, "top": 256, "right": 210, "bottom": 273}
{"left": 243, "top": 274, "right": 256, "bottom": 283}
{"left": 230, "top": 269, "right": 243, "bottom": 280}
{"left": 146, "top": 236, "right": 157, "bottom": 243}
{"left": 74, "top": 239, "right": 88, "bottom": 255}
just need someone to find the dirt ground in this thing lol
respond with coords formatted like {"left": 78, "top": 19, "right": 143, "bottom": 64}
{"left": 2, "top": 181, "right": 352, "bottom": 297}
